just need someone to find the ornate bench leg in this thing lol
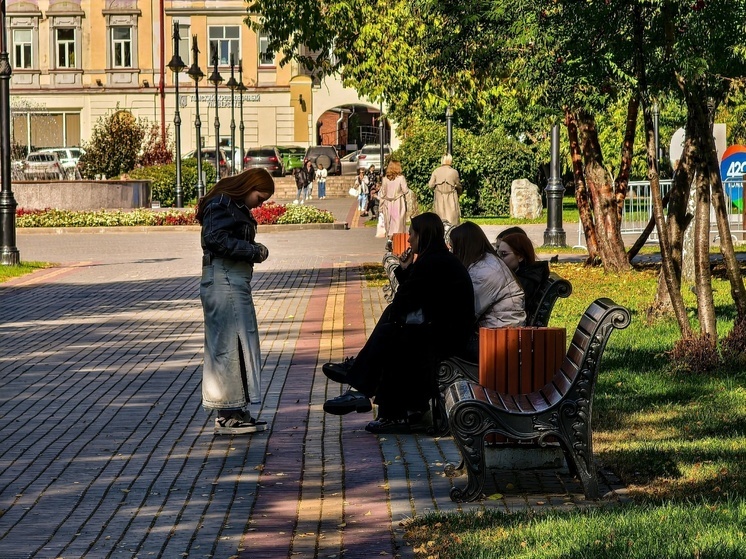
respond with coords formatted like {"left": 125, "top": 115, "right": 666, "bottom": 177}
{"left": 448, "top": 406, "right": 489, "bottom": 502}
{"left": 555, "top": 411, "right": 599, "bottom": 500}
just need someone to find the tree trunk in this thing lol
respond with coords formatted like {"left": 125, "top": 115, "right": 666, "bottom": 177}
{"left": 693, "top": 149, "right": 717, "bottom": 337}
{"left": 698, "top": 104, "right": 746, "bottom": 319}
{"left": 565, "top": 109, "right": 599, "bottom": 262}
{"left": 643, "top": 100, "right": 693, "bottom": 337}
{"left": 578, "top": 111, "right": 631, "bottom": 272}
{"left": 615, "top": 95, "right": 639, "bottom": 226}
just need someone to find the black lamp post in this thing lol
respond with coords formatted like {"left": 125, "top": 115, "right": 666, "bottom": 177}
{"left": 208, "top": 45, "right": 223, "bottom": 178}
{"left": 237, "top": 60, "right": 246, "bottom": 173}
{"left": 446, "top": 105, "right": 453, "bottom": 156}
{"left": 543, "top": 123, "right": 566, "bottom": 247}
{"left": 187, "top": 35, "right": 205, "bottom": 198}
{"left": 167, "top": 21, "right": 186, "bottom": 207}
{"left": 0, "top": 0, "right": 19, "bottom": 265}
{"left": 225, "top": 54, "right": 238, "bottom": 175}
{"left": 378, "top": 102, "right": 384, "bottom": 170}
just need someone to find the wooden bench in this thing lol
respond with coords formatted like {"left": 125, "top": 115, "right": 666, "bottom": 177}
{"left": 436, "top": 271, "right": 572, "bottom": 391}
{"left": 444, "top": 298, "right": 631, "bottom": 501}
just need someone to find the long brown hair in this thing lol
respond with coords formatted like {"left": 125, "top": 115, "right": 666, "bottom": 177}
{"left": 196, "top": 168, "right": 275, "bottom": 223}
{"left": 449, "top": 221, "right": 497, "bottom": 268}
{"left": 385, "top": 160, "right": 402, "bottom": 180}
{"left": 500, "top": 233, "right": 537, "bottom": 265}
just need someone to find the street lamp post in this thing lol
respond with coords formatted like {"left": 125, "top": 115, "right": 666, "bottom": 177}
{"left": 543, "top": 123, "right": 566, "bottom": 247}
{"left": 0, "top": 0, "right": 20, "bottom": 265}
{"left": 225, "top": 54, "right": 238, "bottom": 176}
{"left": 378, "top": 103, "right": 384, "bottom": 170}
{"left": 237, "top": 60, "right": 246, "bottom": 174}
{"left": 446, "top": 105, "right": 453, "bottom": 156}
{"left": 208, "top": 45, "right": 223, "bottom": 178}
{"left": 167, "top": 21, "right": 186, "bottom": 207}
{"left": 187, "top": 35, "right": 205, "bottom": 198}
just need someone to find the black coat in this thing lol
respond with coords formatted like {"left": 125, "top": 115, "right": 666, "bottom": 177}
{"left": 391, "top": 247, "right": 474, "bottom": 358}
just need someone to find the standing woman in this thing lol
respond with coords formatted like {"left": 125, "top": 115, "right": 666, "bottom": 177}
{"left": 196, "top": 168, "right": 275, "bottom": 435}
{"left": 379, "top": 160, "right": 410, "bottom": 240}
{"left": 428, "top": 154, "right": 463, "bottom": 225}
{"left": 355, "top": 167, "right": 369, "bottom": 216}
{"left": 316, "top": 163, "right": 328, "bottom": 199}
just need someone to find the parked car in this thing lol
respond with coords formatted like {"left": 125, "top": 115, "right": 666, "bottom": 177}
{"left": 183, "top": 148, "right": 230, "bottom": 177}
{"left": 23, "top": 151, "right": 66, "bottom": 180}
{"left": 356, "top": 144, "right": 392, "bottom": 171}
{"left": 39, "top": 147, "right": 85, "bottom": 179}
{"left": 340, "top": 150, "right": 360, "bottom": 175}
{"left": 304, "top": 145, "right": 341, "bottom": 176}
{"left": 277, "top": 146, "right": 306, "bottom": 175}
{"left": 243, "top": 146, "right": 285, "bottom": 177}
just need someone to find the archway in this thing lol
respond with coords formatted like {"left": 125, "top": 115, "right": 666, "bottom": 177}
{"left": 314, "top": 104, "right": 390, "bottom": 155}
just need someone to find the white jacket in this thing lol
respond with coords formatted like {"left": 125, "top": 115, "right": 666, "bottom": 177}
{"left": 468, "top": 253, "right": 526, "bottom": 329}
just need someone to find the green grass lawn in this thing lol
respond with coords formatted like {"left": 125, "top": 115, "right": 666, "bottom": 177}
{"left": 405, "top": 263, "right": 746, "bottom": 559}
{"left": 0, "top": 261, "right": 52, "bottom": 283}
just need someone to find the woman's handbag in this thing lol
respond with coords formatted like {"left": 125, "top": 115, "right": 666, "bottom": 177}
{"left": 349, "top": 187, "right": 360, "bottom": 197}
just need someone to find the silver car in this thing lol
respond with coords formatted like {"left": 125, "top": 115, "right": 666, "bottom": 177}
{"left": 356, "top": 144, "right": 391, "bottom": 171}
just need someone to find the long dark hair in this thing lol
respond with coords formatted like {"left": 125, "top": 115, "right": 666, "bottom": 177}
{"left": 411, "top": 212, "right": 446, "bottom": 256}
{"left": 450, "top": 221, "right": 497, "bottom": 268}
{"left": 196, "top": 168, "right": 275, "bottom": 223}
{"left": 500, "top": 233, "right": 537, "bottom": 265}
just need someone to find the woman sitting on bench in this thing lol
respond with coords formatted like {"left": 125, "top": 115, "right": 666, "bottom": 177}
{"left": 321, "top": 212, "right": 474, "bottom": 434}
{"left": 497, "top": 232, "right": 549, "bottom": 305}
{"left": 449, "top": 222, "right": 526, "bottom": 362}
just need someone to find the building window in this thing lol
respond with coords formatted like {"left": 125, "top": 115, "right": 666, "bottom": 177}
{"left": 208, "top": 25, "right": 239, "bottom": 65}
{"left": 258, "top": 34, "right": 274, "bottom": 67}
{"left": 112, "top": 26, "right": 132, "bottom": 67}
{"left": 56, "top": 28, "right": 76, "bottom": 68}
{"left": 178, "top": 23, "right": 191, "bottom": 66}
{"left": 13, "top": 29, "right": 33, "bottom": 69}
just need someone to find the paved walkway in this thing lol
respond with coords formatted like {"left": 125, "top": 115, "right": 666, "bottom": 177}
{"left": 1, "top": 198, "right": 627, "bottom": 559}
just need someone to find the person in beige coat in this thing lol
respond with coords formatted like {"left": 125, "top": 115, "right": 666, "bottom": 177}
{"left": 428, "top": 154, "right": 462, "bottom": 225}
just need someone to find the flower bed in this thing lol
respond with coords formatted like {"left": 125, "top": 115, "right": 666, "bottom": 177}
{"left": 15, "top": 202, "right": 335, "bottom": 227}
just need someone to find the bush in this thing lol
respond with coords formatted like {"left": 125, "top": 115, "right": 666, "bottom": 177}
{"left": 395, "top": 121, "right": 537, "bottom": 216}
{"left": 15, "top": 208, "right": 197, "bottom": 227}
{"left": 15, "top": 202, "right": 333, "bottom": 227}
{"left": 252, "top": 202, "right": 287, "bottom": 224}
{"left": 127, "top": 159, "right": 217, "bottom": 207}
{"left": 79, "top": 107, "right": 146, "bottom": 179}
{"left": 277, "top": 204, "right": 335, "bottom": 225}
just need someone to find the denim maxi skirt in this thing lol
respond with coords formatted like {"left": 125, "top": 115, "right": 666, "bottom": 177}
{"left": 200, "top": 257, "right": 262, "bottom": 409}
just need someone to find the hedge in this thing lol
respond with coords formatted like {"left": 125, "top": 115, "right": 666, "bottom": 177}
{"left": 395, "top": 121, "right": 537, "bottom": 216}
{"left": 126, "top": 158, "right": 218, "bottom": 207}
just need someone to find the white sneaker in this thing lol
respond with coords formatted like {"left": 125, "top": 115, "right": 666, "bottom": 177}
{"left": 293, "top": 199, "right": 299, "bottom": 205}
{"left": 301, "top": 199, "right": 305, "bottom": 204}
{"left": 214, "top": 411, "right": 267, "bottom": 435}
{"left": 309, "top": 195, "right": 313, "bottom": 199}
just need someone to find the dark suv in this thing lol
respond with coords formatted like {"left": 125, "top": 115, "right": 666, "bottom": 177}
{"left": 244, "top": 146, "right": 285, "bottom": 177}
{"left": 303, "top": 145, "right": 341, "bottom": 176}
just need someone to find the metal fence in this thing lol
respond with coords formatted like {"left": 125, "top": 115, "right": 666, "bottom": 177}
{"left": 620, "top": 178, "right": 745, "bottom": 243}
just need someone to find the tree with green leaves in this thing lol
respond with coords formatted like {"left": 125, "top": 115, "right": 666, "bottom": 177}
{"left": 78, "top": 107, "right": 147, "bottom": 180}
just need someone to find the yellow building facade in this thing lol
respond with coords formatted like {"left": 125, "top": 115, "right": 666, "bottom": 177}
{"left": 7, "top": 0, "right": 386, "bottom": 156}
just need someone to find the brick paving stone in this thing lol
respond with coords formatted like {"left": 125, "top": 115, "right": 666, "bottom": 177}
{"left": 2, "top": 207, "right": 630, "bottom": 559}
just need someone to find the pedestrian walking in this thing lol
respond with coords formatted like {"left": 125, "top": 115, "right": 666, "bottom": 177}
{"left": 428, "top": 154, "right": 463, "bottom": 225}
{"left": 196, "top": 168, "right": 274, "bottom": 434}
{"left": 379, "top": 160, "right": 409, "bottom": 241}
{"left": 305, "top": 160, "right": 316, "bottom": 199}
{"left": 355, "top": 168, "right": 369, "bottom": 216}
